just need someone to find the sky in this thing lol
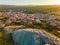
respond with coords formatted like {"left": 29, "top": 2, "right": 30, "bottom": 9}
{"left": 0, "top": 0, "right": 60, "bottom": 5}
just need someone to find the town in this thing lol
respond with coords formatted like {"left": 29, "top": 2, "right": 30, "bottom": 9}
{"left": 0, "top": 6, "right": 60, "bottom": 45}
{"left": 0, "top": 10, "right": 60, "bottom": 27}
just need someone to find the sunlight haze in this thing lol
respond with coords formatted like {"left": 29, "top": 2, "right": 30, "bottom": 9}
{"left": 0, "top": 0, "right": 60, "bottom": 5}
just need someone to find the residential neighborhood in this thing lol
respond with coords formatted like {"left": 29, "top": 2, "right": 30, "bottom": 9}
{"left": 0, "top": 9, "right": 60, "bottom": 45}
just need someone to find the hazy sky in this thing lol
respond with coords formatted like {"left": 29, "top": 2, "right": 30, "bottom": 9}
{"left": 0, "top": 0, "right": 60, "bottom": 5}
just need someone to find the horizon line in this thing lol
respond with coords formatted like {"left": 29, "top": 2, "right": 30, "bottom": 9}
{"left": 0, "top": 4, "right": 60, "bottom": 6}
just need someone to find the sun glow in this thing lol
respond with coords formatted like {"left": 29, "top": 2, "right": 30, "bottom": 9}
{"left": 0, "top": 0, "right": 60, "bottom": 5}
{"left": 55, "top": 0, "right": 60, "bottom": 5}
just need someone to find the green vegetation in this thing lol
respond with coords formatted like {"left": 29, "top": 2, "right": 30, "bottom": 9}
{"left": 0, "top": 17, "right": 9, "bottom": 23}
{"left": 53, "top": 30, "right": 60, "bottom": 38}
{"left": 0, "top": 5, "right": 60, "bottom": 45}
{"left": 0, "top": 28, "right": 14, "bottom": 45}
{"left": 0, "top": 33, "right": 14, "bottom": 45}
{"left": 0, "top": 5, "right": 60, "bottom": 14}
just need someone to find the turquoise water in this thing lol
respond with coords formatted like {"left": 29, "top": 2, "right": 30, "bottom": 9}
{"left": 0, "top": 30, "right": 56, "bottom": 45}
